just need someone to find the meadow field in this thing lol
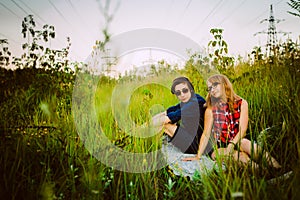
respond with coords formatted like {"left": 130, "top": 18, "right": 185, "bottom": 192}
{"left": 0, "top": 42, "right": 299, "bottom": 200}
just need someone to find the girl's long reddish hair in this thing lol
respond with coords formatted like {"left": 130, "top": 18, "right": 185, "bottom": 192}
{"left": 206, "top": 74, "right": 240, "bottom": 112}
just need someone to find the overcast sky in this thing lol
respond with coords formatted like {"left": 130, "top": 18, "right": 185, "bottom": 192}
{"left": 1, "top": 0, "right": 300, "bottom": 68}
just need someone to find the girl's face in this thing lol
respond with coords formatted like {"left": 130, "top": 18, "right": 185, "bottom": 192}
{"left": 207, "top": 81, "right": 224, "bottom": 99}
{"left": 174, "top": 83, "right": 192, "bottom": 103}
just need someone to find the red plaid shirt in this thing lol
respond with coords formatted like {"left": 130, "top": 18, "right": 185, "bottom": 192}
{"left": 212, "top": 99, "right": 242, "bottom": 144}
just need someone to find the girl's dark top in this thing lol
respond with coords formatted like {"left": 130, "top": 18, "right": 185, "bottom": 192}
{"left": 166, "top": 93, "right": 206, "bottom": 154}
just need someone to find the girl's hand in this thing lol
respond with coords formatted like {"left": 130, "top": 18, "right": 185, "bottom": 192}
{"left": 217, "top": 146, "right": 234, "bottom": 156}
{"left": 227, "top": 143, "right": 235, "bottom": 154}
{"left": 223, "top": 144, "right": 234, "bottom": 156}
{"left": 182, "top": 156, "right": 200, "bottom": 161}
{"left": 224, "top": 148, "right": 231, "bottom": 156}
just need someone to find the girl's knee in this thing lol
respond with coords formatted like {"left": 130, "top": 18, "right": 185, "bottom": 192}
{"left": 240, "top": 138, "right": 256, "bottom": 152}
{"left": 241, "top": 138, "right": 251, "bottom": 146}
{"left": 235, "top": 151, "right": 250, "bottom": 163}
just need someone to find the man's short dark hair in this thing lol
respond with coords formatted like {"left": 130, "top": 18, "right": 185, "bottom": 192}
{"left": 171, "top": 77, "right": 195, "bottom": 94}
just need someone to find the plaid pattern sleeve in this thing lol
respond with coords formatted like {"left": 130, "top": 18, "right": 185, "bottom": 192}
{"left": 212, "top": 99, "right": 242, "bottom": 144}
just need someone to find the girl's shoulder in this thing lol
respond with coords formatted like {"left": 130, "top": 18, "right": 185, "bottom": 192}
{"left": 234, "top": 98, "right": 248, "bottom": 109}
{"left": 234, "top": 97, "right": 245, "bottom": 104}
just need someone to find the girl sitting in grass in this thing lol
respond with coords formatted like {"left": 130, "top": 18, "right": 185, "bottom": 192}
{"left": 183, "top": 74, "right": 281, "bottom": 169}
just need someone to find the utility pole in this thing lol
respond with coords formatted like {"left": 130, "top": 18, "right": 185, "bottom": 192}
{"left": 266, "top": 4, "right": 278, "bottom": 57}
{"left": 254, "top": 4, "right": 290, "bottom": 58}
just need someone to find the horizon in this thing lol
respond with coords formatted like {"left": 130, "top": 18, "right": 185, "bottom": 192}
{"left": 1, "top": 0, "right": 300, "bottom": 72}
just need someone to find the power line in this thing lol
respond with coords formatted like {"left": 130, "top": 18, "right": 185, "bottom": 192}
{"left": 48, "top": 0, "right": 73, "bottom": 27}
{"left": 65, "top": 0, "right": 93, "bottom": 31}
{"left": 217, "top": 0, "right": 247, "bottom": 26}
{"left": 174, "top": 0, "right": 193, "bottom": 29}
{"left": 0, "top": 1, "right": 22, "bottom": 19}
{"left": 47, "top": 0, "right": 91, "bottom": 48}
{"left": 11, "top": 0, "right": 27, "bottom": 16}
{"left": 0, "top": 1, "right": 24, "bottom": 46}
{"left": 199, "top": 0, "right": 224, "bottom": 25}
{"left": 10, "top": 0, "right": 68, "bottom": 49}
{"left": 180, "top": 0, "right": 193, "bottom": 20}
{"left": 1, "top": 0, "right": 81, "bottom": 59}
{"left": 190, "top": 0, "right": 224, "bottom": 36}
{"left": 18, "top": 0, "right": 48, "bottom": 24}
{"left": 244, "top": 0, "right": 285, "bottom": 27}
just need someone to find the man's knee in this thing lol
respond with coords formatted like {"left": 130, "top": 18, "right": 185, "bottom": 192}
{"left": 163, "top": 123, "right": 177, "bottom": 137}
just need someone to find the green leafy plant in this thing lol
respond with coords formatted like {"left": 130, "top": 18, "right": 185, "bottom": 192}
{"left": 208, "top": 28, "right": 235, "bottom": 75}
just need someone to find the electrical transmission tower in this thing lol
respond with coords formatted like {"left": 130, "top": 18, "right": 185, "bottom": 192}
{"left": 254, "top": 4, "right": 290, "bottom": 58}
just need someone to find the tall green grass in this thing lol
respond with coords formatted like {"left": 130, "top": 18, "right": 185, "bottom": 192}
{"left": 0, "top": 57, "right": 299, "bottom": 199}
